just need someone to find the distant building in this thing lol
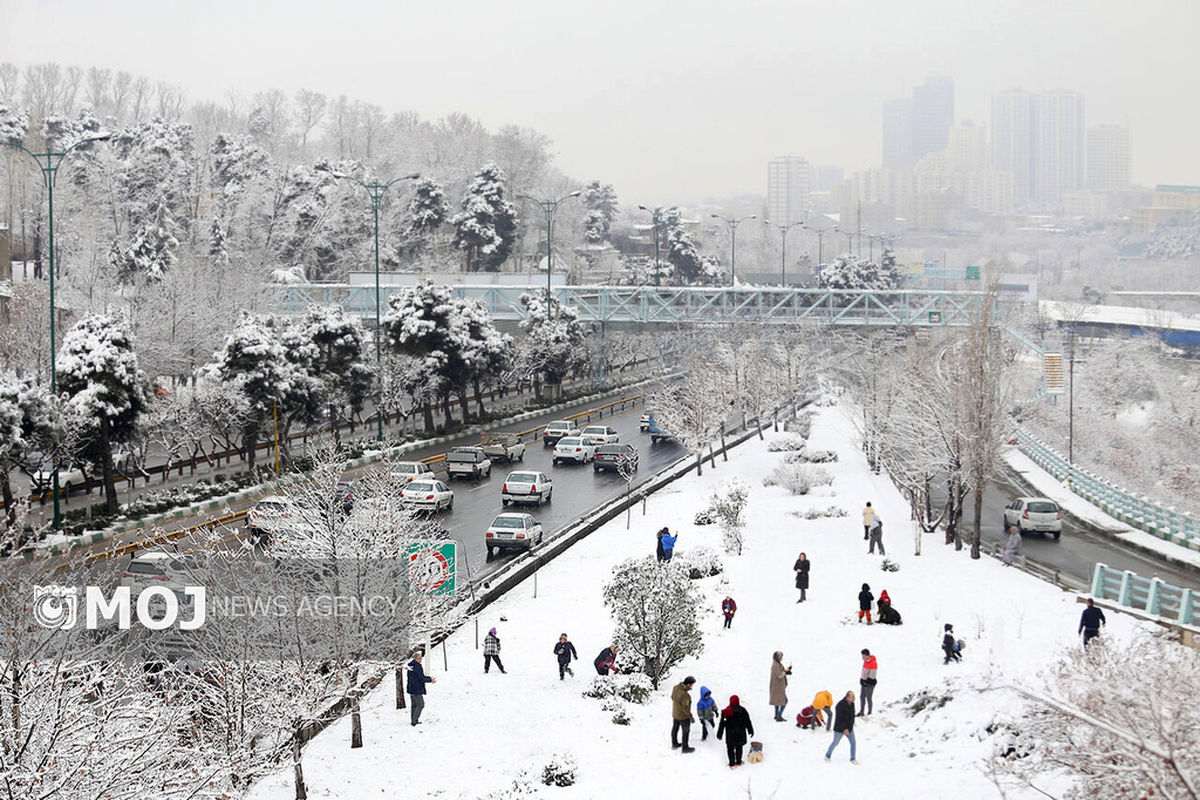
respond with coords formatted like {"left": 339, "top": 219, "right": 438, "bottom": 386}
{"left": 1086, "top": 125, "right": 1131, "bottom": 192}
{"left": 1035, "top": 89, "right": 1086, "bottom": 205}
{"left": 882, "top": 76, "right": 954, "bottom": 170}
{"left": 1128, "top": 185, "right": 1200, "bottom": 233}
{"left": 809, "top": 164, "right": 845, "bottom": 194}
{"left": 945, "top": 122, "right": 988, "bottom": 173}
{"left": 991, "top": 89, "right": 1037, "bottom": 202}
{"left": 882, "top": 98, "right": 914, "bottom": 169}
{"left": 766, "top": 156, "right": 810, "bottom": 225}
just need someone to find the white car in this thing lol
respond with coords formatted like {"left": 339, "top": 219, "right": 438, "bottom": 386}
{"left": 580, "top": 425, "right": 620, "bottom": 445}
{"left": 1003, "top": 497, "right": 1063, "bottom": 540}
{"left": 400, "top": 479, "right": 454, "bottom": 512}
{"left": 553, "top": 437, "right": 596, "bottom": 465}
{"left": 501, "top": 470, "right": 553, "bottom": 507}
{"left": 33, "top": 464, "right": 87, "bottom": 492}
{"left": 120, "top": 552, "right": 204, "bottom": 593}
{"left": 542, "top": 420, "right": 581, "bottom": 446}
{"left": 485, "top": 512, "right": 544, "bottom": 556}
{"left": 390, "top": 461, "right": 435, "bottom": 483}
{"left": 246, "top": 495, "right": 309, "bottom": 542}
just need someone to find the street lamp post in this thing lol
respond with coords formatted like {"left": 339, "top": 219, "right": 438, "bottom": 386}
{"left": 637, "top": 205, "right": 662, "bottom": 287}
{"left": 319, "top": 166, "right": 420, "bottom": 442}
{"left": 803, "top": 223, "right": 837, "bottom": 273}
{"left": 518, "top": 190, "right": 582, "bottom": 307}
{"left": 763, "top": 220, "right": 804, "bottom": 286}
{"left": 6, "top": 132, "right": 112, "bottom": 531}
{"left": 710, "top": 213, "right": 757, "bottom": 285}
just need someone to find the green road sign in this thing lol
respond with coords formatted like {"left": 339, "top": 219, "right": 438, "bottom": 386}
{"left": 965, "top": 265, "right": 980, "bottom": 280}
{"left": 406, "top": 541, "right": 456, "bottom": 595}
{"left": 928, "top": 311, "right": 943, "bottom": 324}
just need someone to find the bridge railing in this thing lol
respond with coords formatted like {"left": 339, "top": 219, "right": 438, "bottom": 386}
{"left": 1016, "top": 430, "right": 1200, "bottom": 551}
{"left": 1089, "top": 563, "right": 1197, "bottom": 626}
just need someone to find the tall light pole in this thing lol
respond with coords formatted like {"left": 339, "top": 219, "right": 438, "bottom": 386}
{"left": 804, "top": 222, "right": 837, "bottom": 273}
{"left": 518, "top": 190, "right": 581, "bottom": 307}
{"left": 763, "top": 220, "right": 804, "bottom": 286}
{"left": 6, "top": 131, "right": 112, "bottom": 531}
{"left": 637, "top": 204, "right": 663, "bottom": 287}
{"left": 710, "top": 213, "right": 757, "bottom": 285}
{"left": 318, "top": 166, "right": 420, "bottom": 442}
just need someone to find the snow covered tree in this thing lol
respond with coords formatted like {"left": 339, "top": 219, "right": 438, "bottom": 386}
{"left": 405, "top": 176, "right": 450, "bottom": 245}
{"left": 518, "top": 289, "right": 588, "bottom": 398}
{"left": 603, "top": 558, "right": 704, "bottom": 689}
{"left": 211, "top": 312, "right": 293, "bottom": 471}
{"left": 709, "top": 478, "right": 750, "bottom": 555}
{"left": 300, "top": 305, "right": 373, "bottom": 443}
{"left": 0, "top": 373, "right": 60, "bottom": 537}
{"left": 55, "top": 313, "right": 150, "bottom": 514}
{"left": 662, "top": 207, "right": 704, "bottom": 283}
{"left": 582, "top": 181, "right": 618, "bottom": 243}
{"left": 452, "top": 162, "right": 517, "bottom": 272}
{"left": 0, "top": 100, "right": 29, "bottom": 143}
{"left": 816, "top": 252, "right": 904, "bottom": 291}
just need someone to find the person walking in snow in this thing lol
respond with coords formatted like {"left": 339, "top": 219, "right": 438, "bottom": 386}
{"left": 942, "top": 623, "right": 962, "bottom": 664}
{"left": 656, "top": 527, "right": 669, "bottom": 562}
{"left": 697, "top": 685, "right": 718, "bottom": 741}
{"left": 722, "top": 596, "right": 737, "bottom": 628}
{"left": 857, "top": 583, "right": 874, "bottom": 624}
{"left": 406, "top": 651, "right": 435, "bottom": 726}
{"left": 483, "top": 628, "right": 506, "bottom": 674}
{"left": 794, "top": 552, "right": 811, "bottom": 603}
{"left": 876, "top": 590, "right": 902, "bottom": 625}
{"left": 769, "top": 651, "right": 792, "bottom": 721}
{"left": 554, "top": 633, "right": 578, "bottom": 679}
{"left": 1079, "top": 598, "right": 1107, "bottom": 649}
{"left": 824, "top": 691, "right": 858, "bottom": 763}
{"left": 812, "top": 690, "right": 835, "bottom": 731}
{"left": 868, "top": 515, "right": 885, "bottom": 555}
{"left": 862, "top": 502, "right": 876, "bottom": 541}
{"left": 660, "top": 529, "right": 678, "bottom": 562}
{"left": 858, "top": 649, "right": 878, "bottom": 717}
{"left": 716, "top": 694, "right": 755, "bottom": 768}
{"left": 671, "top": 676, "right": 697, "bottom": 753}
{"left": 593, "top": 644, "right": 622, "bottom": 675}
{"left": 1001, "top": 525, "right": 1022, "bottom": 566}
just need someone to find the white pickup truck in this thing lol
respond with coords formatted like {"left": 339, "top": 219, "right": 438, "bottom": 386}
{"left": 444, "top": 447, "right": 493, "bottom": 481}
{"left": 480, "top": 432, "right": 526, "bottom": 463}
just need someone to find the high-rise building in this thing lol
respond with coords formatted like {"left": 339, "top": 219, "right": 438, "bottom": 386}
{"left": 1035, "top": 89, "right": 1085, "bottom": 204}
{"left": 912, "top": 76, "right": 955, "bottom": 161}
{"left": 945, "top": 122, "right": 988, "bottom": 173}
{"left": 991, "top": 89, "right": 1037, "bottom": 202}
{"left": 766, "top": 156, "right": 810, "bottom": 225}
{"left": 882, "top": 98, "right": 914, "bottom": 169}
{"left": 1086, "top": 124, "right": 1131, "bottom": 192}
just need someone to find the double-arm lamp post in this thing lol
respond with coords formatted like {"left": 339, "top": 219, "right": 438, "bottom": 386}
{"left": 318, "top": 166, "right": 420, "bottom": 442}
{"left": 5, "top": 132, "right": 112, "bottom": 531}
{"left": 637, "top": 205, "right": 663, "bottom": 287}
{"left": 710, "top": 213, "right": 757, "bottom": 285}
{"left": 763, "top": 219, "right": 804, "bottom": 286}
{"left": 803, "top": 222, "right": 837, "bottom": 273}
{"left": 517, "top": 190, "right": 581, "bottom": 306}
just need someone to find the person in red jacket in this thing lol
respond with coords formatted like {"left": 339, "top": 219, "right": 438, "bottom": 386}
{"left": 722, "top": 596, "right": 737, "bottom": 629}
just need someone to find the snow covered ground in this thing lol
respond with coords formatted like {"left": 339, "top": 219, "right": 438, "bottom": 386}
{"left": 248, "top": 402, "right": 1149, "bottom": 800}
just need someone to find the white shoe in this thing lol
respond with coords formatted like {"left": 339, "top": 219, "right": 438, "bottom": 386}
{"left": 850, "top": 759, "right": 860, "bottom": 765}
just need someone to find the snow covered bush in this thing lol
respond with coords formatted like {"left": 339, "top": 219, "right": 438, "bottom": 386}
{"left": 481, "top": 772, "right": 541, "bottom": 800}
{"left": 676, "top": 545, "right": 724, "bottom": 579}
{"left": 767, "top": 434, "right": 808, "bottom": 452}
{"left": 602, "top": 698, "right": 631, "bottom": 725}
{"left": 708, "top": 478, "right": 749, "bottom": 555}
{"left": 785, "top": 448, "right": 839, "bottom": 464}
{"left": 784, "top": 415, "right": 812, "bottom": 437}
{"left": 541, "top": 753, "right": 578, "bottom": 787}
{"left": 603, "top": 559, "right": 704, "bottom": 688}
{"left": 880, "top": 558, "right": 900, "bottom": 572}
{"left": 583, "top": 673, "right": 653, "bottom": 704}
{"left": 692, "top": 509, "right": 715, "bottom": 526}
{"left": 762, "top": 463, "right": 833, "bottom": 495}
{"left": 789, "top": 505, "right": 849, "bottom": 520}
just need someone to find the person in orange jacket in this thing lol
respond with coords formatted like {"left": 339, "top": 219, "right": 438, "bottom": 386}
{"left": 812, "top": 689, "right": 834, "bottom": 731}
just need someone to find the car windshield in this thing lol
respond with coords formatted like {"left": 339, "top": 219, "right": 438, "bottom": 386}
{"left": 394, "top": 464, "right": 418, "bottom": 473}
{"left": 408, "top": 482, "right": 434, "bottom": 492}
{"left": 491, "top": 517, "right": 524, "bottom": 529}
{"left": 597, "top": 446, "right": 622, "bottom": 455}
{"left": 583, "top": 427, "right": 604, "bottom": 434}
{"left": 507, "top": 473, "right": 537, "bottom": 483}
{"left": 1027, "top": 501, "right": 1058, "bottom": 513}
{"left": 446, "top": 452, "right": 476, "bottom": 462}
{"left": 558, "top": 438, "right": 581, "bottom": 446}
{"left": 547, "top": 423, "right": 570, "bottom": 431}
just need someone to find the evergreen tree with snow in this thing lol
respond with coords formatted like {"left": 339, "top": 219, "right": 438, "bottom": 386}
{"left": 662, "top": 207, "right": 705, "bottom": 283}
{"left": 582, "top": 181, "right": 619, "bottom": 243}
{"left": 0, "top": 373, "right": 61, "bottom": 538}
{"left": 816, "top": 251, "right": 904, "bottom": 291}
{"left": 55, "top": 313, "right": 150, "bottom": 514}
{"left": 405, "top": 177, "right": 450, "bottom": 246}
{"left": 518, "top": 289, "right": 588, "bottom": 398}
{"left": 301, "top": 305, "right": 374, "bottom": 443}
{"left": 0, "top": 101, "right": 29, "bottom": 144}
{"left": 451, "top": 162, "right": 517, "bottom": 272}
{"left": 603, "top": 558, "right": 704, "bottom": 688}
{"left": 212, "top": 312, "right": 294, "bottom": 472}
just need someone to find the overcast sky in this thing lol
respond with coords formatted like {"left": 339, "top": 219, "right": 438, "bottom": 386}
{"left": 4, "top": 0, "right": 1196, "bottom": 204}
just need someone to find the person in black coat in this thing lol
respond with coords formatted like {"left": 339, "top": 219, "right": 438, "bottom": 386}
{"left": 942, "top": 623, "right": 962, "bottom": 663}
{"left": 406, "top": 651, "right": 435, "bottom": 726}
{"left": 554, "top": 633, "right": 578, "bottom": 679}
{"left": 824, "top": 691, "right": 857, "bottom": 762}
{"left": 858, "top": 583, "right": 874, "bottom": 624}
{"left": 716, "top": 694, "right": 755, "bottom": 768}
{"left": 1079, "top": 598, "right": 1106, "bottom": 649}
{"left": 794, "top": 552, "right": 810, "bottom": 603}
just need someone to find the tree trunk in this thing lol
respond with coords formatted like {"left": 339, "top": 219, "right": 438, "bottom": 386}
{"left": 1, "top": 468, "right": 15, "bottom": 534}
{"left": 970, "top": 486, "right": 983, "bottom": 559}
{"left": 441, "top": 394, "right": 454, "bottom": 428}
{"left": 329, "top": 402, "right": 340, "bottom": 448}
{"left": 396, "top": 665, "right": 406, "bottom": 709}
{"left": 458, "top": 389, "right": 471, "bottom": 425}
{"left": 292, "top": 734, "right": 307, "bottom": 800}
{"left": 695, "top": 452, "right": 703, "bottom": 477}
{"left": 99, "top": 417, "right": 119, "bottom": 515}
{"left": 422, "top": 401, "right": 434, "bottom": 433}
{"left": 245, "top": 427, "right": 259, "bottom": 472}
{"left": 473, "top": 379, "right": 486, "bottom": 419}
{"left": 350, "top": 667, "right": 362, "bottom": 748}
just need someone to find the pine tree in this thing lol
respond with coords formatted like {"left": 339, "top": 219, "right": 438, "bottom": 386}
{"left": 301, "top": 305, "right": 373, "bottom": 443}
{"left": 405, "top": 177, "right": 450, "bottom": 244}
{"left": 451, "top": 162, "right": 517, "bottom": 272}
{"left": 212, "top": 312, "right": 293, "bottom": 472}
{"left": 582, "top": 181, "right": 619, "bottom": 243}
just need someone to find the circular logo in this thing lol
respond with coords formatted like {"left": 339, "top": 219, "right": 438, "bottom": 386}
{"left": 32, "top": 586, "right": 78, "bottom": 629}
{"left": 407, "top": 546, "right": 452, "bottom": 592}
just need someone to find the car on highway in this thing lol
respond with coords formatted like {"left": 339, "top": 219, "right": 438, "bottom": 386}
{"left": 485, "top": 512, "right": 544, "bottom": 557}
{"left": 390, "top": 461, "right": 435, "bottom": 483}
{"left": 444, "top": 447, "right": 492, "bottom": 481}
{"left": 400, "top": 479, "right": 454, "bottom": 512}
{"left": 593, "top": 443, "right": 639, "bottom": 474}
{"left": 552, "top": 436, "right": 596, "bottom": 465}
{"left": 639, "top": 413, "right": 652, "bottom": 432}
{"left": 542, "top": 420, "right": 581, "bottom": 446}
{"left": 501, "top": 470, "right": 553, "bottom": 506}
{"left": 1003, "top": 497, "right": 1063, "bottom": 539}
{"left": 32, "top": 463, "right": 87, "bottom": 493}
{"left": 480, "top": 431, "right": 526, "bottom": 463}
{"left": 120, "top": 552, "right": 205, "bottom": 594}
{"left": 580, "top": 424, "right": 620, "bottom": 445}
{"left": 246, "top": 495, "right": 305, "bottom": 543}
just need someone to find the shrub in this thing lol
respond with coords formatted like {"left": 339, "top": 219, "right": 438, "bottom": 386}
{"left": 788, "top": 505, "right": 849, "bottom": 520}
{"left": 766, "top": 435, "right": 808, "bottom": 452}
{"left": 692, "top": 510, "right": 716, "bottom": 526}
{"left": 880, "top": 557, "right": 900, "bottom": 572}
{"left": 677, "top": 545, "right": 724, "bottom": 579}
{"left": 582, "top": 673, "right": 653, "bottom": 704}
{"left": 709, "top": 478, "right": 750, "bottom": 556}
{"left": 762, "top": 463, "right": 833, "bottom": 495}
{"left": 785, "top": 449, "right": 838, "bottom": 464}
{"left": 602, "top": 698, "right": 631, "bottom": 725}
{"left": 541, "top": 753, "right": 577, "bottom": 787}
{"left": 784, "top": 415, "right": 812, "bottom": 436}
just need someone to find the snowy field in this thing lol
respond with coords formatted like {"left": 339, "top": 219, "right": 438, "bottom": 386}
{"left": 248, "top": 402, "right": 1146, "bottom": 800}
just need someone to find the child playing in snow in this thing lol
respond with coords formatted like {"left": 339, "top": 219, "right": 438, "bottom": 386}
{"left": 697, "top": 686, "right": 718, "bottom": 740}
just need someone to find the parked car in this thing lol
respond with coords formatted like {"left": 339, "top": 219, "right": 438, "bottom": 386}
{"left": 1003, "top": 497, "right": 1063, "bottom": 540}
{"left": 444, "top": 447, "right": 492, "bottom": 481}
{"left": 480, "top": 431, "right": 526, "bottom": 463}
{"left": 390, "top": 461, "right": 435, "bottom": 483}
{"left": 542, "top": 420, "right": 580, "bottom": 446}
{"left": 552, "top": 436, "right": 596, "bottom": 465}
{"left": 400, "top": 479, "right": 454, "bottom": 512}
{"left": 120, "top": 552, "right": 204, "bottom": 594}
{"left": 32, "top": 463, "right": 87, "bottom": 493}
{"left": 485, "top": 512, "right": 544, "bottom": 557}
{"left": 246, "top": 495, "right": 308, "bottom": 543}
{"left": 580, "top": 425, "right": 620, "bottom": 445}
{"left": 593, "top": 443, "right": 639, "bottom": 474}
{"left": 501, "top": 470, "right": 553, "bottom": 506}
{"left": 639, "top": 413, "right": 652, "bottom": 432}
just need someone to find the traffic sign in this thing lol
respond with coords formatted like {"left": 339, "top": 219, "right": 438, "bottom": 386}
{"left": 405, "top": 541, "right": 456, "bottom": 595}
{"left": 965, "top": 265, "right": 981, "bottom": 280}
{"left": 928, "top": 311, "right": 942, "bottom": 324}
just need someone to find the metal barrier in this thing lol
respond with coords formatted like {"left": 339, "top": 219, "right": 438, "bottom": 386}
{"left": 1089, "top": 563, "right": 1197, "bottom": 626}
{"left": 1016, "top": 429, "right": 1200, "bottom": 552}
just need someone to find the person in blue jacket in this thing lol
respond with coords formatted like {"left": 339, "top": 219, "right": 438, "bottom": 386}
{"left": 406, "top": 650, "right": 435, "bottom": 726}
{"left": 660, "top": 529, "right": 678, "bottom": 562}
{"left": 554, "top": 633, "right": 578, "bottom": 680}
{"left": 696, "top": 686, "right": 718, "bottom": 741}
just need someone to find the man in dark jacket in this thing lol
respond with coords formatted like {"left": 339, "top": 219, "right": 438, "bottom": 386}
{"left": 943, "top": 623, "right": 962, "bottom": 663}
{"left": 656, "top": 527, "right": 668, "bottom": 562}
{"left": 554, "top": 633, "right": 578, "bottom": 680}
{"left": 824, "top": 691, "right": 857, "bottom": 763}
{"left": 794, "top": 553, "right": 810, "bottom": 603}
{"left": 406, "top": 651, "right": 435, "bottom": 726}
{"left": 716, "top": 694, "right": 754, "bottom": 767}
{"left": 1079, "top": 598, "right": 1107, "bottom": 648}
{"left": 671, "top": 676, "right": 696, "bottom": 753}
{"left": 594, "top": 644, "right": 622, "bottom": 675}
{"left": 858, "top": 583, "right": 874, "bottom": 624}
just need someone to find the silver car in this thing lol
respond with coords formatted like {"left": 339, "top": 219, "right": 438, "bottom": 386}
{"left": 1003, "top": 497, "right": 1062, "bottom": 540}
{"left": 485, "top": 512, "right": 544, "bottom": 556}
{"left": 552, "top": 436, "right": 595, "bottom": 465}
{"left": 501, "top": 470, "right": 553, "bottom": 506}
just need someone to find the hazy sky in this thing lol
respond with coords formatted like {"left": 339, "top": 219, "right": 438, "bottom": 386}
{"left": 4, "top": 0, "right": 1197, "bottom": 204}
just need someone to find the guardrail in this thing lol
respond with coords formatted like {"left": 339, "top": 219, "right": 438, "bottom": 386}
{"left": 984, "top": 541, "right": 1087, "bottom": 592}
{"left": 1090, "top": 563, "right": 1197, "bottom": 627}
{"left": 1015, "top": 429, "right": 1200, "bottom": 552}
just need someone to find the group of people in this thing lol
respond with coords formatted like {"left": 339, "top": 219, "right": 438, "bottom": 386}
{"left": 854, "top": 582, "right": 902, "bottom": 626}
{"left": 656, "top": 526, "right": 678, "bottom": 562}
